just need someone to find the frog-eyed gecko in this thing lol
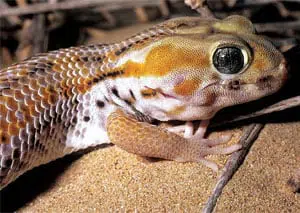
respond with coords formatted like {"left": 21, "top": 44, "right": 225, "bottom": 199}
{"left": 0, "top": 15, "right": 287, "bottom": 189}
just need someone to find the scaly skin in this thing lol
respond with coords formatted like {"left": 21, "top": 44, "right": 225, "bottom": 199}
{"left": 0, "top": 15, "right": 287, "bottom": 189}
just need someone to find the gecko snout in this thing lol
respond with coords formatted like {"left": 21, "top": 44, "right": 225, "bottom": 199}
{"left": 256, "top": 58, "right": 288, "bottom": 91}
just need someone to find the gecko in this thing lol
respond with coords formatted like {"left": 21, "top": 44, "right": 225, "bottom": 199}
{"left": 0, "top": 15, "right": 287, "bottom": 189}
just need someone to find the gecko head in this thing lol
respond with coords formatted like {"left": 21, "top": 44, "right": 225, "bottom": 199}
{"left": 121, "top": 16, "right": 287, "bottom": 121}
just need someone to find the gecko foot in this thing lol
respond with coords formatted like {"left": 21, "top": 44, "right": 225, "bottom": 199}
{"left": 176, "top": 136, "right": 241, "bottom": 171}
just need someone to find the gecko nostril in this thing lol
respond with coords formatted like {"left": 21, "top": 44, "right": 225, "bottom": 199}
{"left": 258, "top": 75, "right": 273, "bottom": 83}
{"left": 256, "top": 75, "right": 275, "bottom": 90}
{"left": 228, "top": 80, "right": 241, "bottom": 90}
{"left": 233, "top": 80, "right": 240, "bottom": 85}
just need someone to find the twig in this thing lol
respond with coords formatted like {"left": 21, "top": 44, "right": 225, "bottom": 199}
{"left": 255, "top": 20, "right": 300, "bottom": 33}
{"left": 212, "top": 96, "right": 300, "bottom": 127}
{"left": 16, "top": 19, "right": 33, "bottom": 61}
{"left": 287, "top": 168, "right": 300, "bottom": 193}
{"left": 185, "top": 0, "right": 216, "bottom": 18}
{"left": 269, "top": 38, "right": 298, "bottom": 51}
{"left": 32, "top": 14, "right": 47, "bottom": 54}
{"left": 184, "top": 0, "right": 206, "bottom": 9}
{"left": 135, "top": 7, "right": 149, "bottom": 23}
{"left": 92, "top": 1, "right": 167, "bottom": 12}
{"left": 96, "top": 8, "right": 117, "bottom": 28}
{"left": 203, "top": 123, "right": 264, "bottom": 213}
{"left": 0, "top": 1, "right": 21, "bottom": 25}
{"left": 274, "top": 2, "right": 290, "bottom": 18}
{"left": 0, "top": 47, "right": 13, "bottom": 69}
{"left": 159, "top": 0, "right": 170, "bottom": 18}
{"left": 0, "top": 0, "right": 166, "bottom": 17}
{"left": 47, "top": 12, "right": 66, "bottom": 31}
{"left": 234, "top": 0, "right": 300, "bottom": 6}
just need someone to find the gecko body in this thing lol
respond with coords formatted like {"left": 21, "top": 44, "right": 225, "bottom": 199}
{"left": 0, "top": 15, "right": 287, "bottom": 189}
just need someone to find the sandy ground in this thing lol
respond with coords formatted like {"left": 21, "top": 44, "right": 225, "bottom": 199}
{"left": 3, "top": 121, "right": 296, "bottom": 212}
{"left": 1, "top": 23, "right": 299, "bottom": 213}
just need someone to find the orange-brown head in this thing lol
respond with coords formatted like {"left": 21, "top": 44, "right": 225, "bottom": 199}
{"left": 116, "top": 15, "right": 287, "bottom": 121}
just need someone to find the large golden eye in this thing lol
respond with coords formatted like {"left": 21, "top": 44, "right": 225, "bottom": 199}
{"left": 213, "top": 47, "right": 246, "bottom": 74}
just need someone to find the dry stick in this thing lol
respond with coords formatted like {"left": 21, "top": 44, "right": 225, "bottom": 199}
{"left": 202, "top": 123, "right": 264, "bottom": 213}
{"left": 16, "top": 19, "right": 33, "bottom": 61}
{"left": 0, "top": 0, "right": 166, "bottom": 17}
{"left": 212, "top": 96, "right": 300, "bottom": 127}
{"left": 32, "top": 14, "right": 47, "bottom": 55}
{"left": 269, "top": 38, "right": 298, "bottom": 50}
{"left": 0, "top": 47, "right": 13, "bottom": 69}
{"left": 184, "top": 0, "right": 206, "bottom": 9}
{"left": 287, "top": 168, "right": 300, "bottom": 193}
{"left": 184, "top": 0, "right": 216, "bottom": 18}
{"left": 255, "top": 20, "right": 300, "bottom": 32}
{"left": 0, "top": 1, "right": 21, "bottom": 25}
{"left": 159, "top": 0, "right": 170, "bottom": 17}
{"left": 135, "top": 7, "right": 149, "bottom": 23}
{"left": 196, "top": 6, "right": 215, "bottom": 18}
{"left": 274, "top": 2, "right": 290, "bottom": 18}
{"left": 97, "top": 8, "right": 117, "bottom": 28}
{"left": 234, "top": 0, "right": 300, "bottom": 6}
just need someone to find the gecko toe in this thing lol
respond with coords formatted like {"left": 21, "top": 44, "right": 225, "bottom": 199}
{"left": 198, "top": 159, "right": 219, "bottom": 172}
{"left": 204, "top": 134, "right": 233, "bottom": 146}
{"left": 206, "top": 144, "right": 242, "bottom": 155}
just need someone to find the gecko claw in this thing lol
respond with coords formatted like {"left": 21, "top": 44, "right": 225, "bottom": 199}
{"left": 198, "top": 159, "right": 219, "bottom": 172}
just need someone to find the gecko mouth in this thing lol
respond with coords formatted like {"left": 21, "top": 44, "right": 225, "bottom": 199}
{"left": 145, "top": 86, "right": 178, "bottom": 99}
{"left": 219, "top": 77, "right": 280, "bottom": 92}
{"left": 159, "top": 91, "right": 177, "bottom": 99}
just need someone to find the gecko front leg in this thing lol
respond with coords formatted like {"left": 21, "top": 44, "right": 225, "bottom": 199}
{"left": 166, "top": 121, "right": 194, "bottom": 138}
{"left": 107, "top": 110, "right": 241, "bottom": 171}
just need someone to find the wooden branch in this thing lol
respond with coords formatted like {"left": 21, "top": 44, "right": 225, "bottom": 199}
{"left": 16, "top": 0, "right": 27, "bottom": 7}
{"left": 96, "top": 8, "right": 117, "bottom": 28}
{"left": 135, "top": 7, "right": 149, "bottom": 23}
{"left": 0, "top": 47, "right": 13, "bottom": 69}
{"left": 234, "top": 0, "right": 300, "bottom": 6}
{"left": 159, "top": 0, "right": 170, "bottom": 17}
{"left": 0, "top": 1, "right": 21, "bottom": 25}
{"left": 206, "top": 0, "right": 300, "bottom": 7}
{"left": 184, "top": 0, "right": 206, "bottom": 9}
{"left": 31, "top": 14, "right": 47, "bottom": 55}
{"left": 185, "top": 0, "right": 215, "bottom": 18}
{"left": 91, "top": 1, "right": 163, "bottom": 12}
{"left": 47, "top": 12, "right": 66, "bottom": 31}
{"left": 270, "top": 38, "right": 298, "bottom": 51}
{"left": 255, "top": 20, "right": 300, "bottom": 33}
{"left": 212, "top": 96, "right": 300, "bottom": 127}
{"left": 203, "top": 123, "right": 264, "bottom": 213}
{"left": 16, "top": 19, "right": 33, "bottom": 61}
{"left": 287, "top": 168, "right": 300, "bottom": 193}
{"left": 0, "top": 0, "right": 166, "bottom": 17}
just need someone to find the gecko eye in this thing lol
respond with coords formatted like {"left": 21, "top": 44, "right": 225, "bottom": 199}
{"left": 213, "top": 47, "right": 246, "bottom": 74}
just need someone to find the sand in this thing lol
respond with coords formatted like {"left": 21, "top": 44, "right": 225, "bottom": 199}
{"left": 0, "top": 121, "right": 298, "bottom": 212}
